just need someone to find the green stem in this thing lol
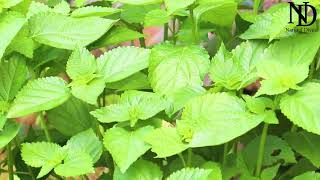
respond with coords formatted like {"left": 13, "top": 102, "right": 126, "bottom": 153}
{"left": 255, "top": 123, "right": 269, "bottom": 177}
{"left": 309, "top": 58, "right": 316, "bottom": 80}
{"left": 222, "top": 142, "right": 229, "bottom": 166}
{"left": 291, "top": 124, "right": 298, "bottom": 132}
{"left": 39, "top": 112, "right": 52, "bottom": 142}
{"left": 178, "top": 153, "right": 186, "bottom": 167}
{"left": 7, "top": 142, "right": 14, "bottom": 180}
{"left": 187, "top": 148, "right": 192, "bottom": 166}
{"left": 164, "top": 23, "right": 169, "bottom": 41}
{"left": 189, "top": 8, "right": 198, "bottom": 44}
{"left": 253, "top": 0, "right": 261, "bottom": 14}
{"left": 172, "top": 17, "right": 177, "bottom": 44}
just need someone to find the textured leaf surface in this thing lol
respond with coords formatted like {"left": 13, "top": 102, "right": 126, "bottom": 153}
{"left": 7, "top": 77, "right": 71, "bottom": 118}
{"left": 0, "top": 56, "right": 28, "bottom": 102}
{"left": 0, "top": 121, "right": 20, "bottom": 149}
{"left": 0, "top": 11, "right": 25, "bottom": 59}
{"left": 144, "top": 127, "right": 188, "bottom": 158}
{"left": 280, "top": 83, "right": 320, "bottom": 135}
{"left": 65, "top": 129, "right": 102, "bottom": 163}
{"left": 71, "top": 6, "right": 121, "bottom": 18}
{"left": 178, "top": 93, "right": 263, "bottom": 147}
{"left": 114, "top": 159, "right": 162, "bottom": 180}
{"left": 167, "top": 167, "right": 212, "bottom": 180}
{"left": 149, "top": 44, "right": 210, "bottom": 95}
{"left": 47, "top": 97, "right": 96, "bottom": 136}
{"left": 284, "top": 131, "right": 320, "bottom": 167}
{"left": 97, "top": 46, "right": 150, "bottom": 83}
{"left": 91, "top": 90, "right": 167, "bottom": 126}
{"left": 29, "top": 12, "right": 115, "bottom": 49}
{"left": 103, "top": 126, "right": 153, "bottom": 172}
{"left": 144, "top": 9, "right": 170, "bottom": 27}
{"left": 106, "top": 72, "right": 151, "bottom": 91}
{"left": 110, "top": 0, "right": 162, "bottom": 5}
{"left": 164, "top": 0, "right": 195, "bottom": 14}
{"left": 256, "top": 34, "right": 320, "bottom": 96}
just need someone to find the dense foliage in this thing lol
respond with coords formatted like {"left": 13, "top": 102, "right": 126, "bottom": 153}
{"left": 1, "top": 0, "right": 320, "bottom": 179}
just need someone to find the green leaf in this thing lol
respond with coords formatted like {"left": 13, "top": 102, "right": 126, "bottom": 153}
{"left": 0, "top": 121, "right": 20, "bottom": 149}
{"left": 65, "top": 129, "right": 102, "bottom": 163}
{"left": 21, "top": 142, "right": 66, "bottom": 178}
{"left": 194, "top": 0, "right": 237, "bottom": 27}
{"left": 149, "top": 44, "right": 210, "bottom": 95}
{"left": 54, "top": 151, "right": 94, "bottom": 177}
{"left": 103, "top": 126, "right": 153, "bottom": 173}
{"left": 6, "top": 25, "right": 35, "bottom": 58}
{"left": 261, "top": 164, "right": 280, "bottom": 180}
{"left": 66, "top": 46, "right": 97, "bottom": 81}
{"left": 26, "top": 1, "right": 70, "bottom": 19}
{"left": 178, "top": 93, "right": 263, "bottom": 147}
{"left": 144, "top": 9, "right": 170, "bottom": 27}
{"left": 0, "top": 114, "right": 6, "bottom": 130}
{"left": 240, "top": 4, "right": 293, "bottom": 40}
{"left": 280, "top": 83, "right": 320, "bottom": 135}
{"left": 284, "top": 131, "right": 320, "bottom": 167}
{"left": 89, "top": 26, "right": 144, "bottom": 49}
{"left": 293, "top": 171, "right": 320, "bottom": 180}
{"left": 113, "top": 159, "right": 163, "bottom": 180}
{"left": 164, "top": 0, "right": 195, "bottom": 14}
{"left": 0, "top": 55, "right": 28, "bottom": 102}
{"left": 52, "top": 1, "right": 70, "bottom": 15}
{"left": 256, "top": 33, "right": 320, "bottom": 96}
{"left": 120, "top": 4, "right": 160, "bottom": 24}
{"left": 209, "top": 41, "right": 267, "bottom": 90}
{"left": 7, "top": 77, "right": 71, "bottom": 118}
{"left": 201, "top": 162, "right": 222, "bottom": 180}
{"left": 106, "top": 72, "right": 151, "bottom": 90}
{"left": 47, "top": 97, "right": 96, "bottom": 136}
{"left": 91, "top": 90, "right": 167, "bottom": 126}
{"left": 110, "top": 0, "right": 162, "bottom": 5}
{"left": 0, "top": 0, "right": 23, "bottom": 9}
{"left": 144, "top": 127, "right": 188, "bottom": 158}
{"left": 29, "top": 12, "right": 116, "bottom": 49}
{"left": 71, "top": 6, "right": 121, "bottom": 18}
{"left": 0, "top": 11, "right": 25, "bottom": 59}
{"left": 97, "top": 46, "right": 150, "bottom": 83}
{"left": 242, "top": 95, "right": 274, "bottom": 114}
{"left": 167, "top": 167, "right": 212, "bottom": 180}
{"left": 71, "top": 77, "right": 105, "bottom": 105}
{"left": 242, "top": 135, "right": 296, "bottom": 173}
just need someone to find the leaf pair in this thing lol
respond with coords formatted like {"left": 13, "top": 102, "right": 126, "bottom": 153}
{"left": 21, "top": 129, "right": 102, "bottom": 178}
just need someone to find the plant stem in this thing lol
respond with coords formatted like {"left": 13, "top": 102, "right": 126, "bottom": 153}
{"left": 309, "top": 59, "right": 316, "bottom": 80}
{"left": 164, "top": 23, "right": 169, "bottom": 41}
{"left": 255, "top": 123, "right": 269, "bottom": 177}
{"left": 172, "top": 17, "right": 177, "bottom": 44}
{"left": 139, "top": 37, "right": 146, "bottom": 48}
{"left": 189, "top": 8, "right": 198, "bottom": 44}
{"left": 291, "top": 124, "right": 298, "bottom": 132}
{"left": 253, "top": 0, "right": 261, "bottom": 14}
{"left": 187, "top": 148, "right": 192, "bottom": 166}
{"left": 39, "top": 112, "right": 52, "bottom": 142}
{"left": 7, "top": 142, "right": 14, "bottom": 180}
{"left": 178, "top": 153, "right": 186, "bottom": 167}
{"left": 222, "top": 142, "right": 229, "bottom": 166}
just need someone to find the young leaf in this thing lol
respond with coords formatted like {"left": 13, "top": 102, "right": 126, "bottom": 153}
{"left": 167, "top": 167, "right": 212, "bottom": 180}
{"left": 71, "top": 6, "right": 121, "bottom": 18}
{"left": 284, "top": 131, "right": 320, "bottom": 167}
{"left": 256, "top": 33, "right": 320, "bottom": 96}
{"left": 280, "top": 83, "right": 320, "bottom": 135}
{"left": 97, "top": 46, "right": 150, "bottom": 83}
{"left": 164, "top": 0, "right": 195, "bottom": 14}
{"left": 65, "top": 129, "right": 102, "bottom": 163}
{"left": 66, "top": 46, "right": 97, "bottom": 81}
{"left": 21, "top": 142, "right": 66, "bottom": 178}
{"left": 113, "top": 159, "right": 163, "bottom": 180}
{"left": 0, "top": 56, "right": 28, "bottom": 102}
{"left": 106, "top": 72, "right": 151, "bottom": 91}
{"left": 0, "top": 121, "right": 20, "bottom": 149}
{"left": 47, "top": 97, "right": 97, "bottom": 136}
{"left": 144, "top": 127, "right": 188, "bottom": 158}
{"left": 91, "top": 90, "right": 167, "bottom": 126}
{"left": 178, "top": 93, "right": 263, "bottom": 147}
{"left": 29, "top": 12, "right": 116, "bottom": 49}
{"left": 149, "top": 44, "right": 210, "bottom": 95}
{"left": 26, "top": 1, "right": 69, "bottom": 19}
{"left": 0, "top": 11, "right": 25, "bottom": 59}
{"left": 144, "top": 9, "right": 170, "bottom": 27}
{"left": 7, "top": 77, "right": 71, "bottom": 118}
{"left": 103, "top": 126, "right": 153, "bottom": 173}
{"left": 54, "top": 151, "right": 94, "bottom": 177}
